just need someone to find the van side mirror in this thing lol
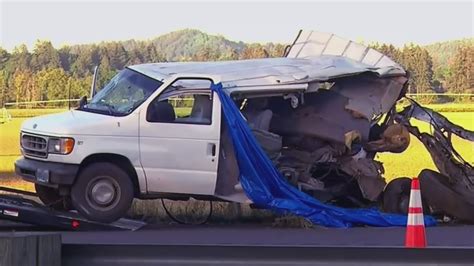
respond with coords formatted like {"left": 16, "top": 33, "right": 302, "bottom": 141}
{"left": 79, "top": 96, "right": 87, "bottom": 108}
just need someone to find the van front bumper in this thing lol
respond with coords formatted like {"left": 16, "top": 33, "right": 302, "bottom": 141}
{"left": 15, "top": 157, "right": 79, "bottom": 187}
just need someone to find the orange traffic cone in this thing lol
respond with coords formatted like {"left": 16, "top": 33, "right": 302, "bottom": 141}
{"left": 405, "top": 177, "right": 427, "bottom": 248}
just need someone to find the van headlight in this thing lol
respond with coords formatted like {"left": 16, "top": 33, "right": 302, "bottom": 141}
{"left": 48, "top": 138, "right": 75, "bottom": 154}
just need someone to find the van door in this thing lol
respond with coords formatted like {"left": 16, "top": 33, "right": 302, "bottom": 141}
{"left": 139, "top": 78, "right": 221, "bottom": 195}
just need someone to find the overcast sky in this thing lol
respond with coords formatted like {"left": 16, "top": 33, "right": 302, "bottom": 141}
{"left": 0, "top": 0, "right": 472, "bottom": 51}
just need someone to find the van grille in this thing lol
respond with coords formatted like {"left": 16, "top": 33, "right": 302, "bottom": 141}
{"left": 21, "top": 134, "right": 48, "bottom": 158}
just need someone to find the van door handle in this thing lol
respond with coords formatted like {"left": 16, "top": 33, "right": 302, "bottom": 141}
{"left": 208, "top": 143, "right": 216, "bottom": 157}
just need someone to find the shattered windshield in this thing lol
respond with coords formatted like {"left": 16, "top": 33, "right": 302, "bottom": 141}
{"left": 82, "top": 68, "right": 162, "bottom": 116}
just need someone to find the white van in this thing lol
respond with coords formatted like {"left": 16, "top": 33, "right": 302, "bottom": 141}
{"left": 15, "top": 31, "right": 410, "bottom": 222}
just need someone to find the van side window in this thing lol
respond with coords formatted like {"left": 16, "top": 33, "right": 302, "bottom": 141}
{"left": 146, "top": 79, "right": 213, "bottom": 125}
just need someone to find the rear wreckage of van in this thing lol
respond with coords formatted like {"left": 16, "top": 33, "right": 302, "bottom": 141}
{"left": 211, "top": 30, "right": 474, "bottom": 223}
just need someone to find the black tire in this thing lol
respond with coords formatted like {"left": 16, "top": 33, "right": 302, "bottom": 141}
{"left": 419, "top": 169, "right": 474, "bottom": 223}
{"left": 35, "top": 183, "right": 72, "bottom": 211}
{"left": 383, "top": 177, "right": 418, "bottom": 214}
{"left": 71, "top": 162, "right": 134, "bottom": 223}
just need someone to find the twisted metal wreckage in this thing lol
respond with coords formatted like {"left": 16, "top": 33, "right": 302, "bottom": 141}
{"left": 210, "top": 30, "right": 474, "bottom": 224}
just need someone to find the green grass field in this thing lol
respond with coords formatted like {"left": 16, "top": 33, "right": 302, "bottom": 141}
{"left": 0, "top": 118, "right": 24, "bottom": 173}
{"left": 1, "top": 108, "right": 473, "bottom": 185}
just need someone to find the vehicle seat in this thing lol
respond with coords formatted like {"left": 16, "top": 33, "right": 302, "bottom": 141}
{"left": 248, "top": 109, "right": 273, "bottom": 131}
{"left": 147, "top": 101, "right": 176, "bottom": 123}
{"left": 244, "top": 109, "right": 282, "bottom": 160}
{"left": 177, "top": 95, "right": 212, "bottom": 124}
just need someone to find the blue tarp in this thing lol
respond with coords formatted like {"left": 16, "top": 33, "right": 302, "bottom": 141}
{"left": 211, "top": 82, "right": 436, "bottom": 228}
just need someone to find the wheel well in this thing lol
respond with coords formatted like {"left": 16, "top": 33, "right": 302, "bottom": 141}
{"left": 79, "top": 153, "right": 140, "bottom": 196}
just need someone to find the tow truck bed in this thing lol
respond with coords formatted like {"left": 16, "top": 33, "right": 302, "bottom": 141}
{"left": 0, "top": 187, "right": 146, "bottom": 231}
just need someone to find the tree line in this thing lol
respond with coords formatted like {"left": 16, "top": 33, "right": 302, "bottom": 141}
{"left": 0, "top": 34, "right": 285, "bottom": 107}
{"left": 0, "top": 29, "right": 471, "bottom": 107}
{"left": 370, "top": 42, "right": 473, "bottom": 95}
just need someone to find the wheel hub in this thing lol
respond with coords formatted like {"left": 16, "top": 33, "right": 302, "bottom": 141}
{"left": 91, "top": 180, "right": 116, "bottom": 205}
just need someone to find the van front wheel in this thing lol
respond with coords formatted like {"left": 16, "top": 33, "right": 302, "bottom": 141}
{"left": 71, "top": 162, "right": 134, "bottom": 223}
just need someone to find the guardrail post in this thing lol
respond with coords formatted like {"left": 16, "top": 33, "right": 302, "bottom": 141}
{"left": 0, "top": 233, "right": 61, "bottom": 266}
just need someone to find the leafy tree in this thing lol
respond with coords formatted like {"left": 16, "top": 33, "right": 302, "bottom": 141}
{"left": 143, "top": 43, "right": 166, "bottom": 63}
{"left": 103, "top": 42, "right": 129, "bottom": 69}
{"left": 66, "top": 76, "right": 90, "bottom": 99}
{"left": 35, "top": 68, "right": 69, "bottom": 101}
{"left": 9, "top": 44, "right": 31, "bottom": 72}
{"left": 12, "top": 70, "right": 31, "bottom": 102}
{"left": 58, "top": 46, "right": 75, "bottom": 72}
{"left": 97, "top": 48, "right": 117, "bottom": 89}
{"left": 151, "top": 29, "right": 245, "bottom": 61}
{"left": 127, "top": 46, "right": 145, "bottom": 65}
{"left": 0, "top": 47, "right": 10, "bottom": 69}
{"left": 192, "top": 45, "right": 216, "bottom": 61}
{"left": 0, "top": 70, "right": 8, "bottom": 106}
{"left": 401, "top": 44, "right": 433, "bottom": 93}
{"left": 240, "top": 44, "right": 269, "bottom": 59}
{"left": 371, "top": 43, "right": 402, "bottom": 63}
{"left": 445, "top": 45, "right": 474, "bottom": 93}
{"left": 31, "top": 40, "right": 61, "bottom": 71}
{"left": 265, "top": 43, "right": 286, "bottom": 57}
{"left": 227, "top": 48, "right": 239, "bottom": 60}
{"left": 424, "top": 38, "right": 473, "bottom": 83}
{"left": 70, "top": 45, "right": 100, "bottom": 77}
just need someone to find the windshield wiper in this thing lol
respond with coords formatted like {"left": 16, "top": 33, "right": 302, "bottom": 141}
{"left": 81, "top": 102, "right": 118, "bottom": 116}
{"left": 100, "top": 102, "right": 117, "bottom": 115}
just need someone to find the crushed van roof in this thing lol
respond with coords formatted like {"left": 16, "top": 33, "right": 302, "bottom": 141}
{"left": 128, "top": 30, "right": 406, "bottom": 90}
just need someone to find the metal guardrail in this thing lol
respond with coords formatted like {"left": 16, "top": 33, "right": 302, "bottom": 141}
{"left": 2, "top": 223, "right": 474, "bottom": 266}
{"left": 2, "top": 231, "right": 473, "bottom": 266}
{"left": 62, "top": 244, "right": 474, "bottom": 266}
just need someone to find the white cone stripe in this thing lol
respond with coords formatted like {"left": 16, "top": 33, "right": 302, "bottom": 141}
{"left": 407, "top": 213, "right": 425, "bottom": 226}
{"left": 409, "top": 190, "right": 422, "bottom": 207}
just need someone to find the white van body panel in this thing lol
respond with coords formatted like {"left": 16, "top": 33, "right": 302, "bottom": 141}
{"left": 19, "top": 74, "right": 225, "bottom": 197}
{"left": 136, "top": 74, "right": 222, "bottom": 195}
{"left": 21, "top": 110, "right": 138, "bottom": 137}
{"left": 20, "top": 111, "right": 148, "bottom": 193}
{"left": 139, "top": 93, "right": 221, "bottom": 195}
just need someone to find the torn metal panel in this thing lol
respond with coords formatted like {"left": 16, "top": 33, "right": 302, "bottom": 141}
{"left": 339, "top": 158, "right": 386, "bottom": 201}
{"left": 396, "top": 104, "right": 474, "bottom": 191}
{"left": 330, "top": 75, "right": 407, "bottom": 120}
{"left": 401, "top": 104, "right": 474, "bottom": 141}
{"left": 381, "top": 102, "right": 474, "bottom": 223}
{"left": 286, "top": 30, "right": 406, "bottom": 76}
{"left": 270, "top": 90, "right": 370, "bottom": 145}
{"left": 408, "top": 125, "right": 474, "bottom": 191}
